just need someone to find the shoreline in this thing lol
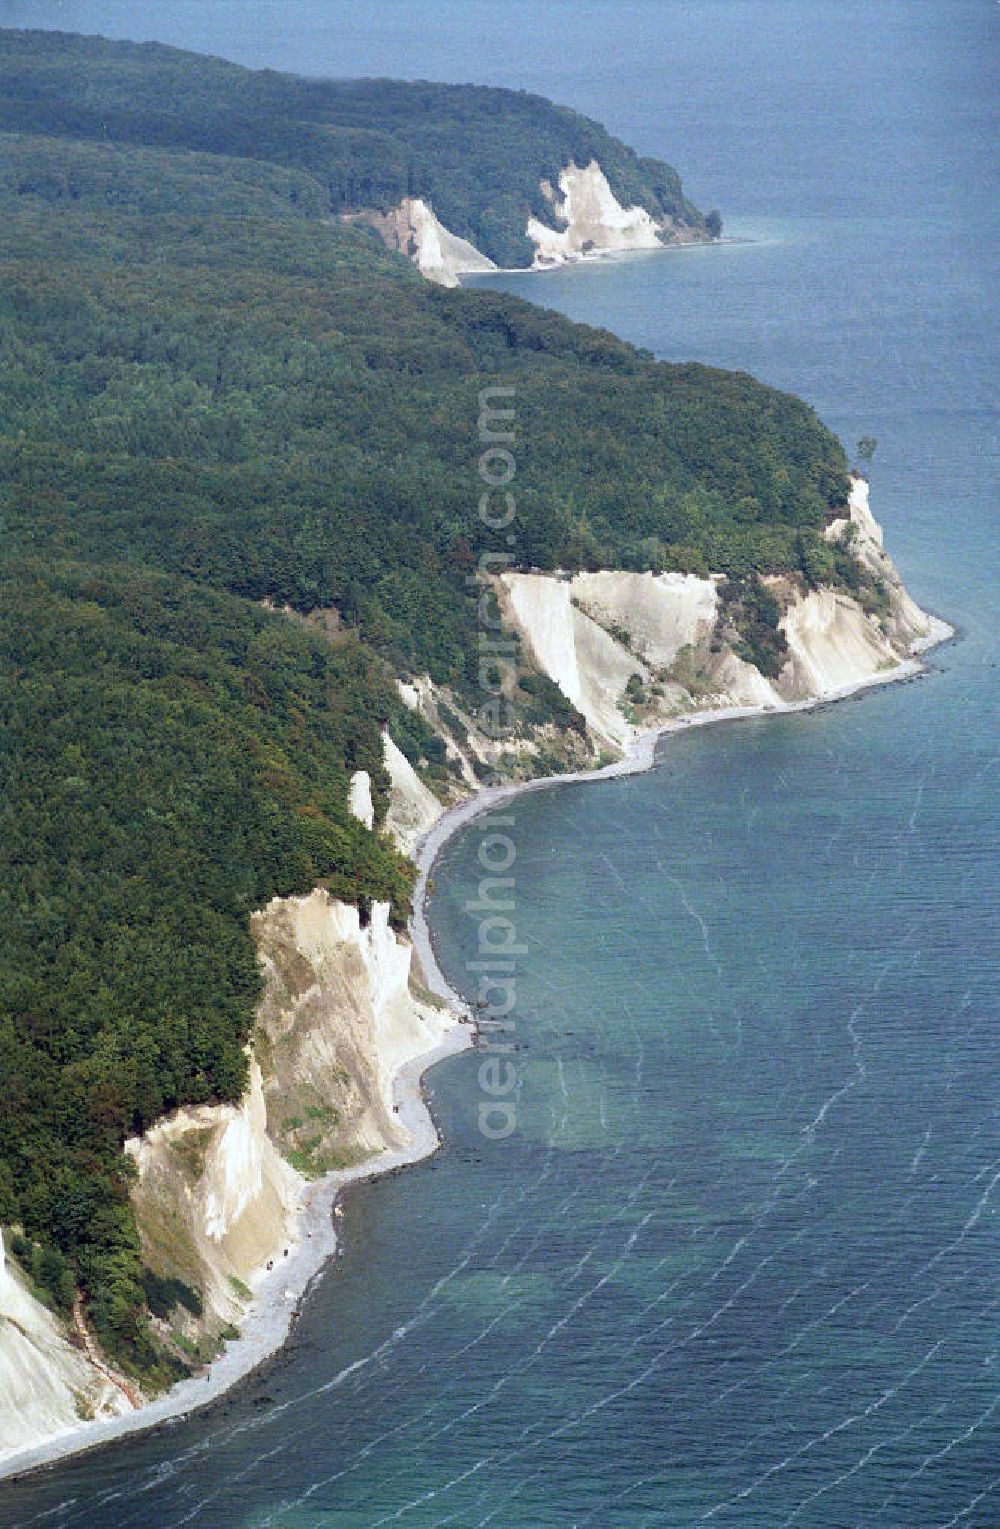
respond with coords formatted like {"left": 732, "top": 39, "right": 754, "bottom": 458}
{"left": 0, "top": 610, "right": 953, "bottom": 1486}
{"left": 456, "top": 232, "right": 729, "bottom": 282}
{"left": 0, "top": 1019, "right": 472, "bottom": 1484}
{"left": 409, "top": 612, "right": 954, "bottom": 1007}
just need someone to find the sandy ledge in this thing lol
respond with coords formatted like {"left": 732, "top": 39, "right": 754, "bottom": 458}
{"left": 0, "top": 612, "right": 952, "bottom": 1485}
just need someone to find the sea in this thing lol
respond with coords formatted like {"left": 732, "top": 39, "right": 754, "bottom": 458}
{"left": 1, "top": 2, "right": 996, "bottom": 1525}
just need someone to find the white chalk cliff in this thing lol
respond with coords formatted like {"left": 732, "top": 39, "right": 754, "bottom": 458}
{"left": 360, "top": 197, "right": 496, "bottom": 287}
{"left": 0, "top": 1238, "right": 130, "bottom": 1465}
{"left": 528, "top": 160, "right": 666, "bottom": 266}
{"left": 501, "top": 571, "right": 651, "bottom": 747}
{"left": 499, "top": 478, "right": 945, "bottom": 750}
{"left": 124, "top": 1054, "right": 301, "bottom": 1336}
{"left": 383, "top": 730, "right": 442, "bottom": 853}
{"left": 823, "top": 474, "right": 935, "bottom": 648}
{"left": 127, "top": 892, "right": 452, "bottom": 1337}
{"left": 361, "top": 161, "right": 704, "bottom": 284}
{"left": 0, "top": 883, "right": 455, "bottom": 1472}
{"left": 347, "top": 768, "right": 375, "bottom": 830}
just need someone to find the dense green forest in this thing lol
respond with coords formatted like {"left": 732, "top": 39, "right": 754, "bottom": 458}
{"left": 1, "top": 135, "right": 850, "bottom": 684}
{"left": 0, "top": 27, "right": 709, "bottom": 266}
{"left": 0, "top": 28, "right": 855, "bottom": 1379}
{"left": 0, "top": 564, "right": 413, "bottom": 1374}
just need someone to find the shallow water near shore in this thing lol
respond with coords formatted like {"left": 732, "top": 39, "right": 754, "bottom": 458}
{"left": 3, "top": 1, "right": 997, "bottom": 1524}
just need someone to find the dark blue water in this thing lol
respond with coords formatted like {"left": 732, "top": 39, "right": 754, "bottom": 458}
{"left": 2, "top": 3, "right": 996, "bottom": 1525}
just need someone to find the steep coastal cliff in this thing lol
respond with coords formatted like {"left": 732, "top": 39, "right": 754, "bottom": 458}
{"left": 0, "top": 32, "right": 710, "bottom": 272}
{"left": 527, "top": 160, "right": 705, "bottom": 268}
{"left": 0, "top": 1238, "right": 130, "bottom": 1461}
{"left": 353, "top": 197, "right": 498, "bottom": 287}
{"left": 125, "top": 890, "right": 456, "bottom": 1351}
{"left": 0, "top": 473, "right": 947, "bottom": 1475}
{"left": 366, "top": 158, "right": 712, "bottom": 285}
{"left": 406, "top": 478, "right": 948, "bottom": 760}
{"left": 0, "top": 890, "right": 460, "bottom": 1471}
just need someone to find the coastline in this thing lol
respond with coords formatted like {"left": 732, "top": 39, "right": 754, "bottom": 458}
{"left": 456, "top": 233, "right": 727, "bottom": 282}
{"left": 409, "top": 612, "right": 954, "bottom": 1006}
{"left": 0, "top": 610, "right": 952, "bottom": 1486}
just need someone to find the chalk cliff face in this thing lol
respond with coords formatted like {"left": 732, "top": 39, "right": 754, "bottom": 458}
{"left": 0, "top": 884, "right": 453, "bottom": 1467}
{"left": 127, "top": 892, "right": 452, "bottom": 1347}
{"left": 0, "top": 879, "right": 456, "bottom": 1471}
{"left": 125, "top": 1057, "right": 300, "bottom": 1336}
{"left": 379, "top": 477, "right": 943, "bottom": 771}
{"left": 824, "top": 475, "right": 935, "bottom": 649}
{"left": 769, "top": 478, "right": 942, "bottom": 700}
{"left": 501, "top": 571, "right": 652, "bottom": 748}
{"left": 359, "top": 197, "right": 496, "bottom": 287}
{"left": 528, "top": 160, "right": 667, "bottom": 266}
{"left": 348, "top": 768, "right": 375, "bottom": 830}
{"left": 499, "top": 479, "right": 943, "bottom": 750}
{"left": 572, "top": 569, "right": 719, "bottom": 668}
{"left": 362, "top": 161, "right": 706, "bottom": 283}
{"left": 383, "top": 731, "right": 442, "bottom": 853}
{"left": 0, "top": 1239, "right": 129, "bottom": 1465}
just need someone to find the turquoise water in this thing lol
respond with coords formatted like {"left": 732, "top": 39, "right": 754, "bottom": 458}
{"left": 3, "top": 2, "right": 997, "bottom": 1525}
